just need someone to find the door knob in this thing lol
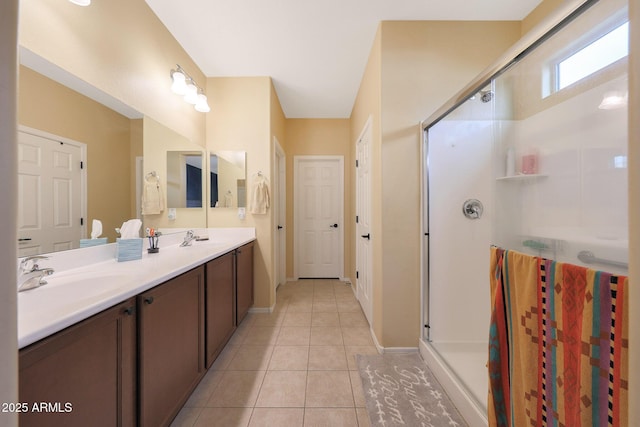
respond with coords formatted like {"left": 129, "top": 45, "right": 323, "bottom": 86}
{"left": 277, "top": 225, "right": 283, "bottom": 229}
{"left": 330, "top": 224, "right": 338, "bottom": 228}
{"left": 361, "top": 233, "right": 370, "bottom": 240}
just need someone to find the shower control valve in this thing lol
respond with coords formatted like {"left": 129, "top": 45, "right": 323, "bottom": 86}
{"left": 462, "top": 199, "right": 484, "bottom": 219}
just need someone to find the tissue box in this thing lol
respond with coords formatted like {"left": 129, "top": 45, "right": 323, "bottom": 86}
{"left": 80, "top": 238, "right": 108, "bottom": 248}
{"left": 116, "top": 238, "right": 143, "bottom": 262}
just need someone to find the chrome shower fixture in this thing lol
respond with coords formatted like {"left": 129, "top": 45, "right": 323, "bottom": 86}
{"left": 480, "top": 90, "right": 494, "bottom": 103}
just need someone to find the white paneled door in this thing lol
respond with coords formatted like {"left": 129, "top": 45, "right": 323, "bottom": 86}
{"left": 294, "top": 156, "right": 344, "bottom": 279}
{"left": 356, "top": 118, "right": 373, "bottom": 324}
{"left": 18, "top": 130, "right": 84, "bottom": 257}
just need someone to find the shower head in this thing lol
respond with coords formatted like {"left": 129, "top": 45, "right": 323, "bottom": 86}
{"left": 480, "top": 90, "right": 494, "bottom": 103}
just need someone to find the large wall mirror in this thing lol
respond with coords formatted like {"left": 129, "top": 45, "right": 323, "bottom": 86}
{"left": 16, "top": 49, "right": 207, "bottom": 256}
{"left": 210, "top": 151, "right": 247, "bottom": 208}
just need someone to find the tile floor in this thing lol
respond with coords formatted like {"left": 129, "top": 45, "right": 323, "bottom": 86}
{"left": 171, "top": 279, "right": 379, "bottom": 427}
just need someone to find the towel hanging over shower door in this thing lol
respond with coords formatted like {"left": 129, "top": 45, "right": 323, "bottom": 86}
{"left": 488, "top": 247, "right": 628, "bottom": 427}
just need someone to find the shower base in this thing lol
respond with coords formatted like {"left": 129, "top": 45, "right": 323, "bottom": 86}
{"left": 419, "top": 339, "right": 488, "bottom": 426}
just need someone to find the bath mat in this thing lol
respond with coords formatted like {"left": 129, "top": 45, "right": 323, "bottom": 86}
{"left": 356, "top": 353, "right": 467, "bottom": 427}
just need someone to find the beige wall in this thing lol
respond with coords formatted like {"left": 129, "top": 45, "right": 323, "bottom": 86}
{"left": 521, "top": 0, "right": 565, "bottom": 35}
{"left": 19, "top": 0, "right": 206, "bottom": 148}
{"left": 628, "top": 0, "right": 638, "bottom": 424}
{"left": 284, "top": 119, "right": 352, "bottom": 279}
{"left": 351, "top": 21, "right": 521, "bottom": 348}
{"left": 0, "top": 1, "right": 18, "bottom": 424}
{"left": 206, "top": 77, "right": 276, "bottom": 309}
{"left": 130, "top": 119, "right": 144, "bottom": 218}
{"left": 18, "top": 66, "right": 133, "bottom": 243}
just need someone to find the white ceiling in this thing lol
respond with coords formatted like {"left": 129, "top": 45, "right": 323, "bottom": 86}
{"left": 145, "top": 0, "right": 542, "bottom": 118}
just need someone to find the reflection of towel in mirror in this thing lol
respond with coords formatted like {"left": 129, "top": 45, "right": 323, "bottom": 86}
{"left": 250, "top": 174, "right": 270, "bottom": 214}
{"left": 142, "top": 174, "right": 164, "bottom": 215}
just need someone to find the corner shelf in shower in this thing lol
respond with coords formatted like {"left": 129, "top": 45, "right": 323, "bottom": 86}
{"left": 496, "top": 174, "right": 547, "bottom": 182}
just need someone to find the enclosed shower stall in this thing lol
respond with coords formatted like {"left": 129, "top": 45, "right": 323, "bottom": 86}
{"left": 420, "top": 0, "right": 629, "bottom": 424}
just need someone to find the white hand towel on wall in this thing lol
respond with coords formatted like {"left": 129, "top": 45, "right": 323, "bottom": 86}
{"left": 250, "top": 173, "right": 270, "bottom": 214}
{"left": 141, "top": 173, "right": 165, "bottom": 215}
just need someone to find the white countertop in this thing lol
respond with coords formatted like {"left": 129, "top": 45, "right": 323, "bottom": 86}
{"left": 18, "top": 228, "right": 255, "bottom": 349}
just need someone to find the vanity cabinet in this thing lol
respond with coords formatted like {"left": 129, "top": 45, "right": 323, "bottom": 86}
{"left": 19, "top": 298, "right": 137, "bottom": 427}
{"left": 205, "top": 251, "right": 236, "bottom": 368}
{"left": 235, "top": 241, "right": 254, "bottom": 324}
{"left": 137, "top": 266, "right": 205, "bottom": 427}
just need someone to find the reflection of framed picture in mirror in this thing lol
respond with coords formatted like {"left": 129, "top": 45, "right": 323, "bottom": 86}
{"left": 210, "top": 151, "right": 246, "bottom": 208}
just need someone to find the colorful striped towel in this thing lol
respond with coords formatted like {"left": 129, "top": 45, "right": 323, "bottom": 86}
{"left": 488, "top": 247, "right": 628, "bottom": 427}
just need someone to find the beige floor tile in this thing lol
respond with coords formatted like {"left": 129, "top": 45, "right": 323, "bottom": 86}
{"left": 344, "top": 346, "right": 379, "bottom": 371}
{"left": 303, "top": 408, "right": 358, "bottom": 426}
{"left": 356, "top": 407, "right": 372, "bottom": 427}
{"left": 207, "top": 371, "right": 266, "bottom": 408}
{"left": 194, "top": 407, "right": 253, "bottom": 427}
{"left": 255, "top": 371, "right": 307, "bottom": 407}
{"left": 184, "top": 369, "right": 224, "bottom": 407}
{"left": 268, "top": 346, "right": 309, "bottom": 370}
{"left": 336, "top": 299, "right": 363, "bottom": 312}
{"left": 312, "top": 300, "right": 338, "bottom": 312}
{"left": 276, "top": 326, "right": 311, "bottom": 346}
{"left": 310, "top": 327, "right": 344, "bottom": 346}
{"left": 349, "top": 370, "right": 366, "bottom": 407}
{"left": 308, "top": 346, "right": 348, "bottom": 370}
{"left": 251, "top": 312, "right": 285, "bottom": 327}
{"left": 210, "top": 344, "right": 241, "bottom": 371}
{"left": 305, "top": 371, "right": 354, "bottom": 407}
{"left": 248, "top": 408, "right": 305, "bottom": 427}
{"left": 311, "top": 312, "right": 340, "bottom": 327}
{"left": 242, "top": 326, "right": 280, "bottom": 346}
{"left": 287, "top": 299, "right": 314, "bottom": 312}
{"left": 227, "top": 345, "right": 274, "bottom": 371}
{"left": 170, "top": 406, "right": 201, "bottom": 427}
{"left": 282, "top": 311, "right": 312, "bottom": 327}
{"left": 338, "top": 311, "right": 368, "bottom": 327}
{"left": 341, "top": 327, "right": 374, "bottom": 346}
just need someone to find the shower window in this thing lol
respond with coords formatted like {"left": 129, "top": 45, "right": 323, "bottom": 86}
{"left": 556, "top": 21, "right": 628, "bottom": 91}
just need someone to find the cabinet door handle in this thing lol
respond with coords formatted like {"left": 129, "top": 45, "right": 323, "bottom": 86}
{"left": 124, "top": 306, "right": 135, "bottom": 316}
{"left": 143, "top": 296, "right": 154, "bottom": 305}
{"left": 237, "top": 249, "right": 242, "bottom": 254}
{"left": 361, "top": 233, "right": 370, "bottom": 240}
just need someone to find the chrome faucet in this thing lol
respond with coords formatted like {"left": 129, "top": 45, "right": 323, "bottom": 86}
{"left": 18, "top": 256, "right": 55, "bottom": 292}
{"left": 180, "top": 230, "right": 196, "bottom": 247}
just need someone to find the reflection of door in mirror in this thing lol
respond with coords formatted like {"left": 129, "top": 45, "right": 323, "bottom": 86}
{"left": 210, "top": 151, "right": 246, "bottom": 208}
{"left": 17, "top": 130, "right": 86, "bottom": 257}
{"left": 167, "top": 151, "right": 203, "bottom": 208}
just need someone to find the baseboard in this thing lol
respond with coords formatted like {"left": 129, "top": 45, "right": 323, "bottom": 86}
{"left": 248, "top": 304, "right": 275, "bottom": 314}
{"left": 368, "top": 326, "right": 418, "bottom": 354}
{"left": 419, "top": 338, "right": 487, "bottom": 427}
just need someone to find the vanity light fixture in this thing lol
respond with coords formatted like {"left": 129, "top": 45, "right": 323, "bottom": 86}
{"left": 69, "top": 0, "right": 91, "bottom": 5}
{"left": 170, "top": 64, "right": 210, "bottom": 113}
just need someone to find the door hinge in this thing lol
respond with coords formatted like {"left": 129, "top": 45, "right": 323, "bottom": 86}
{"left": 355, "top": 159, "right": 359, "bottom": 167}
{"left": 80, "top": 217, "right": 84, "bottom": 226}
{"left": 356, "top": 215, "right": 359, "bottom": 223}
{"left": 356, "top": 271, "right": 359, "bottom": 279}
{"left": 80, "top": 161, "right": 84, "bottom": 169}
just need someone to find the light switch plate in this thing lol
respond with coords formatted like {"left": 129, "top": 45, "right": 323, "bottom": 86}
{"left": 168, "top": 208, "right": 176, "bottom": 221}
{"left": 238, "top": 207, "right": 246, "bottom": 220}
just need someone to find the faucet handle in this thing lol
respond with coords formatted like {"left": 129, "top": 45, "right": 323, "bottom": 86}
{"left": 20, "top": 255, "right": 49, "bottom": 272}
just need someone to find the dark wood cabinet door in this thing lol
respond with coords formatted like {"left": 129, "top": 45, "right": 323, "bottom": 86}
{"left": 138, "top": 266, "right": 205, "bottom": 427}
{"left": 236, "top": 242, "right": 254, "bottom": 324}
{"left": 19, "top": 298, "right": 137, "bottom": 427}
{"left": 205, "top": 252, "right": 236, "bottom": 368}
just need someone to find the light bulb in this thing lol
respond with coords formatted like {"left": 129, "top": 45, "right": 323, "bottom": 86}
{"left": 184, "top": 82, "right": 198, "bottom": 105}
{"left": 171, "top": 70, "right": 187, "bottom": 95}
{"left": 195, "top": 93, "right": 210, "bottom": 113}
{"left": 69, "top": 0, "right": 91, "bottom": 5}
